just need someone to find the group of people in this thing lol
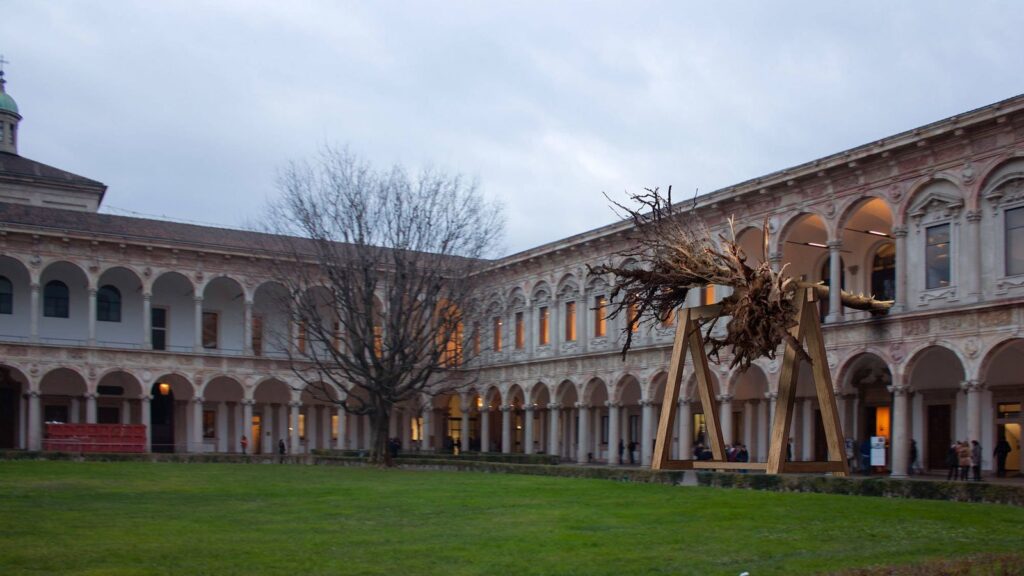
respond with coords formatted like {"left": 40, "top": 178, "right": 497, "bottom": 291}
{"left": 946, "top": 440, "right": 982, "bottom": 481}
{"left": 689, "top": 442, "right": 749, "bottom": 463}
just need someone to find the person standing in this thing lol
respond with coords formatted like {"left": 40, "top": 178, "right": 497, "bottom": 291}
{"left": 617, "top": 439, "right": 624, "bottom": 465}
{"left": 946, "top": 442, "right": 959, "bottom": 481}
{"left": 957, "top": 441, "right": 971, "bottom": 481}
{"left": 240, "top": 435, "right": 248, "bottom": 455}
{"left": 994, "top": 437, "right": 1012, "bottom": 478}
{"left": 909, "top": 439, "right": 920, "bottom": 476}
{"left": 971, "top": 440, "right": 982, "bottom": 481}
{"left": 278, "top": 438, "right": 287, "bottom": 456}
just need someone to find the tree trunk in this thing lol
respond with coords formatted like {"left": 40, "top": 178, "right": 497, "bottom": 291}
{"left": 368, "top": 402, "right": 393, "bottom": 466}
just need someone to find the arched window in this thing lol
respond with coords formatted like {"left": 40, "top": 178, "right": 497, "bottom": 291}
{"left": 97, "top": 285, "right": 122, "bottom": 322}
{"left": 871, "top": 244, "right": 896, "bottom": 302}
{"left": 0, "top": 276, "right": 12, "bottom": 314}
{"left": 43, "top": 280, "right": 69, "bottom": 318}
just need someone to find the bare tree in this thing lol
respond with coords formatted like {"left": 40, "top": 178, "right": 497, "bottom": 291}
{"left": 261, "top": 147, "right": 503, "bottom": 465}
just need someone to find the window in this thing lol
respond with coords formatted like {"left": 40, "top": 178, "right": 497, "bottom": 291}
{"left": 373, "top": 324, "right": 383, "bottom": 358}
{"left": 332, "top": 320, "right": 341, "bottom": 352}
{"left": 252, "top": 315, "right": 263, "bottom": 356}
{"left": 538, "top": 306, "right": 549, "bottom": 345}
{"left": 151, "top": 307, "right": 167, "bottom": 350}
{"left": 871, "top": 243, "right": 896, "bottom": 301}
{"left": 297, "top": 321, "right": 307, "bottom": 354}
{"left": 0, "top": 276, "right": 11, "bottom": 315}
{"left": 514, "top": 311, "right": 524, "bottom": 349}
{"left": 594, "top": 295, "right": 607, "bottom": 337}
{"left": 1006, "top": 206, "right": 1024, "bottom": 276}
{"left": 299, "top": 413, "right": 306, "bottom": 440}
{"left": 97, "top": 406, "right": 120, "bottom": 424}
{"left": 202, "top": 311, "right": 219, "bottom": 349}
{"left": 925, "top": 224, "right": 951, "bottom": 289}
{"left": 660, "top": 307, "right": 675, "bottom": 329}
{"left": 564, "top": 301, "right": 576, "bottom": 341}
{"left": 96, "top": 285, "right": 121, "bottom": 322}
{"left": 203, "top": 410, "right": 216, "bottom": 439}
{"left": 439, "top": 321, "right": 463, "bottom": 367}
{"left": 43, "top": 280, "right": 69, "bottom": 318}
{"left": 0, "top": 122, "right": 4, "bottom": 143}
{"left": 492, "top": 317, "right": 502, "bottom": 352}
{"left": 331, "top": 414, "right": 339, "bottom": 440}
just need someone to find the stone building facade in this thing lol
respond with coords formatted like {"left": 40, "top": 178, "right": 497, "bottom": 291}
{"left": 0, "top": 71, "right": 1022, "bottom": 477}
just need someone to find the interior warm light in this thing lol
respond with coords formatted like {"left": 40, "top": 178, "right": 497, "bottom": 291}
{"left": 158, "top": 382, "right": 170, "bottom": 396}
{"left": 807, "top": 242, "right": 828, "bottom": 248}
{"left": 867, "top": 230, "right": 890, "bottom": 237}
{"left": 476, "top": 397, "right": 483, "bottom": 409}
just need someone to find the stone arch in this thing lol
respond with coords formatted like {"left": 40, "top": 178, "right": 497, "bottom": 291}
{"left": 904, "top": 176, "right": 965, "bottom": 223}
{"left": 201, "top": 375, "right": 246, "bottom": 401}
{"left": 583, "top": 377, "right": 608, "bottom": 407}
{"left": 201, "top": 276, "right": 246, "bottom": 353}
{"left": 777, "top": 212, "right": 830, "bottom": 285}
{"left": 253, "top": 281, "right": 291, "bottom": 357}
{"left": 96, "top": 369, "right": 144, "bottom": 398}
{"left": 735, "top": 225, "right": 766, "bottom": 267}
{"left": 39, "top": 261, "right": 90, "bottom": 343}
{"left": 95, "top": 266, "right": 144, "bottom": 346}
{"left": 617, "top": 374, "right": 642, "bottom": 405}
{"left": 732, "top": 364, "right": 769, "bottom": 401}
{"left": 151, "top": 271, "right": 198, "bottom": 352}
{"left": 980, "top": 338, "right": 1024, "bottom": 388}
{"left": 0, "top": 256, "right": 32, "bottom": 341}
{"left": 0, "top": 364, "right": 30, "bottom": 449}
{"left": 529, "top": 381, "right": 552, "bottom": 406}
{"left": 506, "top": 384, "right": 526, "bottom": 408}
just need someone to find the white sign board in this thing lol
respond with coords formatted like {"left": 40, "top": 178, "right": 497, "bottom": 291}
{"left": 870, "top": 436, "right": 887, "bottom": 467}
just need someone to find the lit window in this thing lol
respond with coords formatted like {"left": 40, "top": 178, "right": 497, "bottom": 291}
{"left": 702, "top": 285, "right": 716, "bottom": 306}
{"left": 202, "top": 311, "right": 219, "bottom": 349}
{"left": 472, "top": 321, "right": 481, "bottom": 355}
{"left": 514, "top": 311, "right": 524, "bottom": 349}
{"left": 660, "top": 307, "right": 675, "bottom": 328}
{"left": 332, "top": 320, "right": 341, "bottom": 352}
{"left": 297, "top": 321, "right": 307, "bottom": 354}
{"left": 203, "top": 410, "right": 216, "bottom": 439}
{"left": 627, "top": 294, "right": 639, "bottom": 333}
{"left": 43, "top": 280, "right": 69, "bottom": 318}
{"left": 373, "top": 324, "right": 383, "bottom": 358}
{"left": 1006, "top": 207, "right": 1024, "bottom": 276}
{"left": 252, "top": 315, "right": 263, "bottom": 356}
{"left": 538, "top": 306, "right": 549, "bottom": 345}
{"left": 594, "top": 295, "right": 607, "bottom": 337}
{"left": 299, "top": 413, "right": 306, "bottom": 440}
{"left": 0, "top": 276, "right": 12, "bottom": 315}
{"left": 492, "top": 317, "right": 502, "bottom": 352}
{"left": 925, "top": 224, "right": 951, "bottom": 289}
{"left": 331, "top": 414, "right": 339, "bottom": 440}
{"left": 96, "top": 285, "right": 121, "bottom": 322}
{"left": 564, "top": 301, "right": 576, "bottom": 341}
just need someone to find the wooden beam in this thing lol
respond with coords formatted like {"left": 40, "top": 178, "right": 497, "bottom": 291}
{"left": 766, "top": 287, "right": 809, "bottom": 474}
{"left": 652, "top": 308, "right": 690, "bottom": 471}
{"left": 801, "top": 295, "right": 850, "bottom": 477}
{"left": 691, "top": 461, "right": 768, "bottom": 471}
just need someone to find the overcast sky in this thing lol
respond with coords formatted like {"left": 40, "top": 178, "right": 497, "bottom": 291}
{"left": 2, "top": 2, "right": 1022, "bottom": 255}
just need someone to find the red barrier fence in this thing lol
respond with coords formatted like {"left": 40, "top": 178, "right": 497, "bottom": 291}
{"left": 43, "top": 423, "right": 147, "bottom": 453}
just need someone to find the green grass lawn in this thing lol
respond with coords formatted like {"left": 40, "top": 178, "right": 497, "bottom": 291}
{"left": 0, "top": 462, "right": 1021, "bottom": 575}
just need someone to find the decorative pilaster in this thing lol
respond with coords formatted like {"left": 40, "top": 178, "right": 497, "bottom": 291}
{"left": 243, "top": 299, "right": 254, "bottom": 355}
{"left": 892, "top": 226, "right": 908, "bottom": 312}
{"left": 965, "top": 210, "right": 983, "bottom": 300}
{"left": 87, "top": 287, "right": 97, "bottom": 346}
{"left": 826, "top": 240, "right": 843, "bottom": 323}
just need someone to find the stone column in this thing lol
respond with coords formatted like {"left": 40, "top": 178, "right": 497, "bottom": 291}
{"left": 262, "top": 406, "right": 274, "bottom": 454}
{"left": 501, "top": 405, "right": 512, "bottom": 454}
{"left": 27, "top": 391, "right": 41, "bottom": 451}
{"left": 851, "top": 395, "right": 861, "bottom": 440}
{"left": 547, "top": 403, "right": 560, "bottom": 456}
{"left": 216, "top": 401, "right": 228, "bottom": 453}
{"left": 121, "top": 399, "right": 131, "bottom": 424}
{"left": 966, "top": 210, "right": 983, "bottom": 301}
{"left": 640, "top": 400, "right": 654, "bottom": 466}
{"left": 142, "top": 292, "right": 152, "bottom": 348}
{"left": 826, "top": 240, "right": 843, "bottom": 323}
{"left": 85, "top": 393, "right": 97, "bottom": 424}
{"left": 243, "top": 299, "right": 254, "bottom": 355}
{"left": 307, "top": 405, "right": 318, "bottom": 452}
{"left": 743, "top": 401, "right": 754, "bottom": 450}
{"left": 837, "top": 393, "right": 848, "bottom": 438}
{"left": 523, "top": 406, "right": 535, "bottom": 454}
{"left": 801, "top": 398, "right": 813, "bottom": 460}
{"left": 87, "top": 287, "right": 97, "bottom": 346}
{"left": 889, "top": 385, "right": 911, "bottom": 477}
{"left": 140, "top": 395, "right": 152, "bottom": 452}
{"left": 607, "top": 401, "right": 620, "bottom": 465}
{"left": 29, "top": 282, "right": 39, "bottom": 343}
{"left": 336, "top": 408, "right": 347, "bottom": 450}
{"left": 576, "top": 402, "right": 590, "bottom": 463}
{"left": 241, "top": 400, "right": 254, "bottom": 453}
{"left": 192, "top": 397, "right": 204, "bottom": 453}
{"left": 678, "top": 399, "right": 692, "bottom": 458}
{"left": 768, "top": 252, "right": 784, "bottom": 274}
{"left": 766, "top": 392, "right": 778, "bottom": 436}
{"left": 460, "top": 399, "right": 471, "bottom": 453}
{"left": 757, "top": 400, "right": 769, "bottom": 462}
{"left": 70, "top": 397, "right": 80, "bottom": 423}
{"left": 289, "top": 402, "right": 301, "bottom": 454}
{"left": 892, "top": 225, "right": 908, "bottom": 313}
{"left": 480, "top": 407, "right": 491, "bottom": 453}
{"left": 963, "top": 380, "right": 985, "bottom": 445}
{"left": 193, "top": 296, "right": 204, "bottom": 352}
{"left": 718, "top": 395, "right": 734, "bottom": 446}
{"left": 422, "top": 406, "right": 433, "bottom": 451}
{"left": 321, "top": 406, "right": 331, "bottom": 451}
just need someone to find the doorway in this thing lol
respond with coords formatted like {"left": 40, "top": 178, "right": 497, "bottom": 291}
{"left": 150, "top": 383, "right": 175, "bottom": 453}
{"left": 0, "top": 384, "right": 18, "bottom": 449}
{"left": 926, "top": 404, "right": 951, "bottom": 470}
{"left": 251, "top": 414, "right": 262, "bottom": 454}
{"left": 1003, "top": 423, "right": 1021, "bottom": 473}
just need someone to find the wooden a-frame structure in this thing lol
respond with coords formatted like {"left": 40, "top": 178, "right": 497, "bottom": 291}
{"left": 651, "top": 287, "right": 849, "bottom": 476}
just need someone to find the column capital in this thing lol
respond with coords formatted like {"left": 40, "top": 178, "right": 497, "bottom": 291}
{"left": 677, "top": 397, "right": 690, "bottom": 406}
{"left": 966, "top": 209, "right": 983, "bottom": 223}
{"left": 768, "top": 251, "right": 784, "bottom": 263}
{"left": 193, "top": 296, "right": 204, "bottom": 304}
{"left": 717, "top": 394, "right": 734, "bottom": 403}
{"left": 826, "top": 240, "right": 843, "bottom": 250}
{"left": 26, "top": 390, "right": 40, "bottom": 399}
{"left": 960, "top": 379, "right": 986, "bottom": 393}
{"left": 573, "top": 401, "right": 586, "bottom": 409}
{"left": 639, "top": 399, "right": 654, "bottom": 407}
{"left": 84, "top": 392, "right": 98, "bottom": 400}
{"left": 764, "top": 392, "right": 778, "bottom": 401}
{"left": 500, "top": 405, "right": 512, "bottom": 412}
{"left": 891, "top": 225, "right": 908, "bottom": 238}
{"left": 29, "top": 281, "right": 40, "bottom": 290}
{"left": 241, "top": 398, "right": 256, "bottom": 406}
{"left": 546, "top": 402, "right": 561, "bottom": 410}
{"left": 143, "top": 292, "right": 152, "bottom": 301}
{"left": 604, "top": 400, "right": 620, "bottom": 409}
{"left": 887, "top": 385, "right": 913, "bottom": 397}
{"left": 192, "top": 396, "right": 205, "bottom": 405}
{"left": 138, "top": 394, "right": 153, "bottom": 402}
{"left": 88, "top": 287, "right": 98, "bottom": 296}
{"left": 289, "top": 401, "right": 302, "bottom": 409}
{"left": 524, "top": 405, "right": 535, "bottom": 413}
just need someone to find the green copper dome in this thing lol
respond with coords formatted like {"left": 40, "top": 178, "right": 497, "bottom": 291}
{"left": 0, "top": 91, "right": 17, "bottom": 115}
